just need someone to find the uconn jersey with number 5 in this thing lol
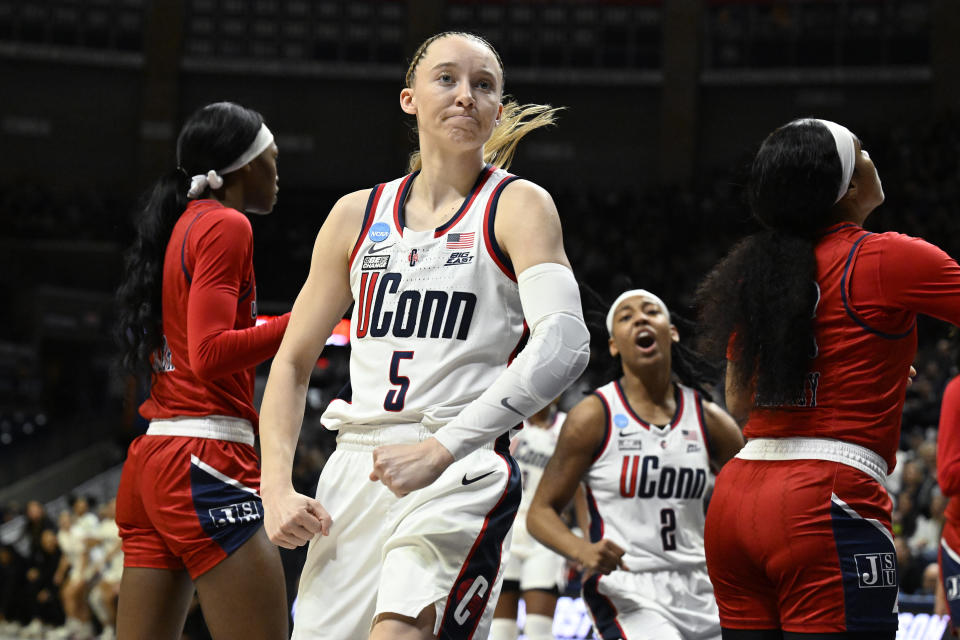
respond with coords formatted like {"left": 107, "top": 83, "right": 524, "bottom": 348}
{"left": 587, "top": 381, "right": 713, "bottom": 571}
{"left": 322, "top": 164, "right": 525, "bottom": 431}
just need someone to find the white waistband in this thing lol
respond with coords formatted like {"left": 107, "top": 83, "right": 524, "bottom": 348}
{"left": 336, "top": 424, "right": 496, "bottom": 452}
{"left": 736, "top": 437, "right": 888, "bottom": 486}
{"left": 147, "top": 416, "right": 254, "bottom": 446}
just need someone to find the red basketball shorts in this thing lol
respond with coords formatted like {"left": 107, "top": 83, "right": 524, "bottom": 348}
{"left": 704, "top": 457, "right": 897, "bottom": 634}
{"left": 116, "top": 433, "right": 264, "bottom": 579}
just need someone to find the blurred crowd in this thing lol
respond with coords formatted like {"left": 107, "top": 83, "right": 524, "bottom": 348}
{"left": 0, "top": 497, "right": 120, "bottom": 640}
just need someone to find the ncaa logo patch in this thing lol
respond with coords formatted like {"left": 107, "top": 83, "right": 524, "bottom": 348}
{"left": 368, "top": 222, "right": 391, "bottom": 243}
{"left": 614, "top": 414, "right": 629, "bottom": 429}
{"left": 854, "top": 552, "right": 896, "bottom": 588}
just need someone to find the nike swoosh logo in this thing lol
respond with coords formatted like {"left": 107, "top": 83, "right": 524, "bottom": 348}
{"left": 367, "top": 243, "right": 396, "bottom": 254}
{"left": 500, "top": 397, "right": 524, "bottom": 417}
{"left": 462, "top": 470, "right": 496, "bottom": 485}
{"left": 619, "top": 430, "right": 640, "bottom": 438}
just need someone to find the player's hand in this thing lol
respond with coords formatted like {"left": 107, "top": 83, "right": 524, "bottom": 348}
{"left": 370, "top": 437, "right": 455, "bottom": 497}
{"left": 262, "top": 486, "right": 332, "bottom": 549}
{"left": 577, "top": 538, "right": 628, "bottom": 580}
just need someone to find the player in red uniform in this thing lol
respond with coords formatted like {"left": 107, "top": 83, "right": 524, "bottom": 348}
{"left": 113, "top": 102, "right": 291, "bottom": 639}
{"left": 697, "top": 117, "right": 960, "bottom": 639}
{"left": 937, "top": 374, "right": 960, "bottom": 636}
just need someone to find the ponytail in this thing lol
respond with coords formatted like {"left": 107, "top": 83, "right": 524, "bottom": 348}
{"left": 696, "top": 119, "right": 844, "bottom": 405}
{"left": 407, "top": 99, "right": 561, "bottom": 173}
{"left": 696, "top": 231, "right": 818, "bottom": 404}
{"left": 115, "top": 170, "right": 188, "bottom": 381}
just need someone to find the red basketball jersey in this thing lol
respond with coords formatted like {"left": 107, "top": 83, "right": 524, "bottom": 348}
{"left": 743, "top": 223, "right": 960, "bottom": 470}
{"left": 138, "top": 199, "right": 288, "bottom": 429}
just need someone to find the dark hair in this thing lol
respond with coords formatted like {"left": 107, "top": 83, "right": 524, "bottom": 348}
{"left": 115, "top": 102, "right": 264, "bottom": 381}
{"left": 581, "top": 282, "right": 719, "bottom": 400}
{"left": 696, "top": 119, "right": 845, "bottom": 405}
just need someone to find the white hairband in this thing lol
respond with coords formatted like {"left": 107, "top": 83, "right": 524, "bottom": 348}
{"left": 186, "top": 123, "right": 275, "bottom": 199}
{"left": 605, "top": 289, "right": 670, "bottom": 335}
{"left": 791, "top": 118, "right": 856, "bottom": 203}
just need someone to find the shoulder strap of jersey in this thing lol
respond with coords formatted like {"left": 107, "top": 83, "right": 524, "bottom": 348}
{"left": 591, "top": 389, "right": 612, "bottom": 463}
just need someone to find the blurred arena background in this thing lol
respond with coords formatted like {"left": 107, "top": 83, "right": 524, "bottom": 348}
{"left": 0, "top": 1, "right": 958, "bottom": 638}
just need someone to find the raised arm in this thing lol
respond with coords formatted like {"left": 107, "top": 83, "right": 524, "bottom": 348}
{"left": 259, "top": 190, "right": 366, "bottom": 548}
{"left": 369, "top": 180, "right": 591, "bottom": 496}
{"left": 526, "top": 395, "right": 626, "bottom": 577}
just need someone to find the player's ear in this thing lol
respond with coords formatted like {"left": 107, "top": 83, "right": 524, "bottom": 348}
{"left": 400, "top": 88, "right": 416, "bottom": 115}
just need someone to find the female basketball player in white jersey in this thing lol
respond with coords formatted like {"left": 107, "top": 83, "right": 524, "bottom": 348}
{"left": 257, "top": 32, "right": 591, "bottom": 640}
{"left": 527, "top": 290, "right": 744, "bottom": 640}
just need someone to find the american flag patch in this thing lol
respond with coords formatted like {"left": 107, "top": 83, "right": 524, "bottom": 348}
{"left": 446, "top": 232, "right": 475, "bottom": 249}
{"left": 682, "top": 429, "right": 698, "bottom": 441}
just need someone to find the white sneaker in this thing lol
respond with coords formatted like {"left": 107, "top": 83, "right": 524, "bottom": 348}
{"left": 17, "top": 619, "right": 43, "bottom": 639}
{"left": 72, "top": 622, "right": 95, "bottom": 640}
{"left": 42, "top": 627, "right": 72, "bottom": 640}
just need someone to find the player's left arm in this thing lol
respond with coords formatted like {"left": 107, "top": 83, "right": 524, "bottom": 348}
{"left": 370, "top": 180, "right": 591, "bottom": 497}
{"left": 702, "top": 399, "right": 745, "bottom": 472}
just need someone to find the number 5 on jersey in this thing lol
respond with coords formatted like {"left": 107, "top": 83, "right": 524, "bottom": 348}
{"left": 384, "top": 351, "right": 414, "bottom": 411}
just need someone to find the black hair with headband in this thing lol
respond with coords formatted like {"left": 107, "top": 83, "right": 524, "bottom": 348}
{"left": 696, "top": 118, "right": 848, "bottom": 406}
{"left": 115, "top": 101, "right": 265, "bottom": 382}
{"left": 580, "top": 281, "right": 719, "bottom": 401}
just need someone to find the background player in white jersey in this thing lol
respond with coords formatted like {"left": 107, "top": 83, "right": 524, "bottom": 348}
{"left": 527, "top": 290, "right": 744, "bottom": 640}
{"left": 491, "top": 402, "right": 588, "bottom": 640}
{"left": 258, "top": 31, "right": 591, "bottom": 640}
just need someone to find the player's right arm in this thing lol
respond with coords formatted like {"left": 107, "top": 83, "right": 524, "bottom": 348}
{"left": 527, "top": 395, "right": 626, "bottom": 578}
{"left": 259, "top": 190, "right": 367, "bottom": 549}
{"left": 938, "top": 377, "right": 960, "bottom": 497}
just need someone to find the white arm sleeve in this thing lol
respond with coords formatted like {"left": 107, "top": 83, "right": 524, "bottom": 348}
{"left": 433, "top": 262, "right": 591, "bottom": 460}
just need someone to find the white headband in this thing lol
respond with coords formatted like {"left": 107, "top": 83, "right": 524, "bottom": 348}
{"left": 186, "top": 123, "right": 275, "bottom": 199}
{"left": 605, "top": 289, "right": 670, "bottom": 335}
{"left": 791, "top": 118, "right": 856, "bottom": 203}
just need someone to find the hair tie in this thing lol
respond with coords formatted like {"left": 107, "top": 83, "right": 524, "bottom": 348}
{"left": 184, "top": 123, "right": 274, "bottom": 199}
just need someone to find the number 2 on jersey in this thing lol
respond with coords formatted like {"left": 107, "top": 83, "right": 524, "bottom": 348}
{"left": 384, "top": 351, "right": 414, "bottom": 411}
{"left": 660, "top": 508, "right": 677, "bottom": 551}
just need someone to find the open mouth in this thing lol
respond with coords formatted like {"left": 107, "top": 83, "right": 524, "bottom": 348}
{"left": 635, "top": 332, "right": 656, "bottom": 350}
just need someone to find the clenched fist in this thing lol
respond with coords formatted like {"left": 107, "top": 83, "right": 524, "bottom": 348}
{"left": 369, "top": 437, "right": 455, "bottom": 497}
{"left": 576, "top": 538, "right": 628, "bottom": 579}
{"left": 262, "top": 487, "right": 332, "bottom": 549}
